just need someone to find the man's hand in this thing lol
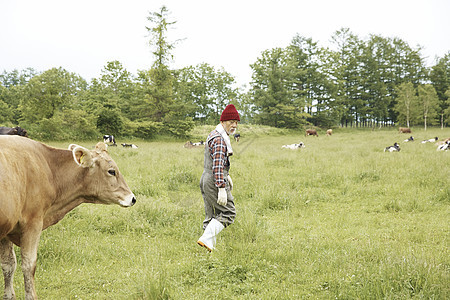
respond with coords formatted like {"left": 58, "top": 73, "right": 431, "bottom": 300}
{"left": 217, "top": 188, "right": 227, "bottom": 206}
{"left": 227, "top": 175, "right": 233, "bottom": 191}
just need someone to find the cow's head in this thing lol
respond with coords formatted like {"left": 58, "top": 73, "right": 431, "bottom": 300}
{"left": 68, "top": 142, "right": 136, "bottom": 207}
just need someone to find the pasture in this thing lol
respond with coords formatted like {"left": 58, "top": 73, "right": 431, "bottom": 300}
{"left": 2, "top": 126, "right": 449, "bottom": 299}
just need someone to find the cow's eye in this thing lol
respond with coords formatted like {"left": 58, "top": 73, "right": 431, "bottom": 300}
{"left": 108, "top": 169, "right": 116, "bottom": 176}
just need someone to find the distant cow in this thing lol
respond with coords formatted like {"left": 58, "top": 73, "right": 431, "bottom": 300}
{"left": 184, "top": 141, "right": 203, "bottom": 148}
{"left": 234, "top": 133, "right": 241, "bottom": 142}
{"left": 421, "top": 137, "right": 438, "bottom": 144}
{"left": 399, "top": 127, "right": 411, "bottom": 134}
{"left": 305, "top": 129, "right": 318, "bottom": 137}
{"left": 0, "top": 136, "right": 136, "bottom": 299}
{"left": 384, "top": 142, "right": 400, "bottom": 152}
{"left": 121, "top": 143, "right": 138, "bottom": 148}
{"left": 326, "top": 129, "right": 332, "bottom": 136}
{"left": 0, "top": 126, "right": 28, "bottom": 137}
{"left": 403, "top": 136, "right": 414, "bottom": 142}
{"left": 103, "top": 134, "right": 116, "bottom": 146}
{"left": 282, "top": 142, "right": 305, "bottom": 149}
{"left": 437, "top": 140, "right": 449, "bottom": 151}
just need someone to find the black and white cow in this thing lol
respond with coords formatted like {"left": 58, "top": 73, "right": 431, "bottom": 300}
{"left": 282, "top": 142, "right": 305, "bottom": 149}
{"left": 403, "top": 136, "right": 414, "bottom": 142}
{"left": 437, "top": 140, "right": 449, "bottom": 151}
{"left": 0, "top": 126, "right": 28, "bottom": 137}
{"left": 421, "top": 137, "right": 438, "bottom": 144}
{"left": 103, "top": 135, "right": 117, "bottom": 146}
{"left": 121, "top": 143, "right": 138, "bottom": 148}
{"left": 234, "top": 133, "right": 241, "bottom": 142}
{"left": 384, "top": 142, "right": 400, "bottom": 152}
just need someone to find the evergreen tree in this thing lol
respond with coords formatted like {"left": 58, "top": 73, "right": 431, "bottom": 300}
{"left": 330, "top": 28, "right": 364, "bottom": 127}
{"left": 145, "top": 5, "right": 177, "bottom": 122}
{"left": 286, "top": 35, "right": 333, "bottom": 126}
{"left": 429, "top": 52, "right": 450, "bottom": 128}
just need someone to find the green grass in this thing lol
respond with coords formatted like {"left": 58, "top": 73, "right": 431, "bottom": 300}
{"left": 3, "top": 127, "right": 449, "bottom": 299}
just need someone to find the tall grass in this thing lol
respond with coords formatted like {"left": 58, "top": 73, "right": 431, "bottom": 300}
{"left": 3, "top": 127, "right": 449, "bottom": 299}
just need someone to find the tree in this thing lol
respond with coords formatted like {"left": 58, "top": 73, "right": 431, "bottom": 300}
{"left": 173, "top": 63, "right": 238, "bottom": 124}
{"left": 429, "top": 52, "right": 450, "bottom": 128}
{"left": 0, "top": 84, "right": 14, "bottom": 123}
{"left": 444, "top": 89, "right": 450, "bottom": 124}
{"left": 330, "top": 28, "right": 364, "bottom": 127}
{"left": 360, "top": 35, "right": 394, "bottom": 126}
{"left": 417, "top": 84, "right": 439, "bottom": 130}
{"left": 20, "top": 67, "right": 87, "bottom": 124}
{"left": 0, "top": 68, "right": 38, "bottom": 124}
{"left": 394, "top": 82, "right": 419, "bottom": 128}
{"left": 250, "top": 48, "right": 303, "bottom": 128}
{"left": 144, "top": 5, "right": 177, "bottom": 122}
{"left": 286, "top": 35, "right": 333, "bottom": 127}
{"left": 87, "top": 61, "right": 134, "bottom": 122}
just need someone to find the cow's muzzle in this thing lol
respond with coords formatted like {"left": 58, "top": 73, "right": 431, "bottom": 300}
{"left": 120, "top": 194, "right": 136, "bottom": 207}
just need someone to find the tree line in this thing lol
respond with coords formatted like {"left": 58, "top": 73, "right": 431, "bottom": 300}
{"left": 249, "top": 29, "right": 449, "bottom": 129}
{"left": 1, "top": 6, "right": 449, "bottom": 140}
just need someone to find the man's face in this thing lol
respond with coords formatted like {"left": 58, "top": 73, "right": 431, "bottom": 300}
{"left": 221, "top": 120, "right": 239, "bottom": 135}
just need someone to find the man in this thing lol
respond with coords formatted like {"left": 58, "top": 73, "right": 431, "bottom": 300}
{"left": 197, "top": 104, "right": 240, "bottom": 252}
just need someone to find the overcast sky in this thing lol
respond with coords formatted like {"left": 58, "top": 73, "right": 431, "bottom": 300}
{"left": 1, "top": 0, "right": 449, "bottom": 87}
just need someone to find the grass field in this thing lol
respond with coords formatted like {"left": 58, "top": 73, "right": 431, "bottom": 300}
{"left": 3, "top": 126, "right": 449, "bottom": 299}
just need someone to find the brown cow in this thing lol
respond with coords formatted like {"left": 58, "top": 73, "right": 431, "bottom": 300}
{"left": 0, "top": 136, "right": 136, "bottom": 299}
{"left": 399, "top": 127, "right": 411, "bottom": 134}
{"left": 305, "top": 129, "right": 318, "bottom": 137}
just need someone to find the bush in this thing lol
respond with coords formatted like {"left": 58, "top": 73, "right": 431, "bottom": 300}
{"left": 96, "top": 108, "right": 123, "bottom": 136}
{"left": 22, "top": 109, "right": 99, "bottom": 140}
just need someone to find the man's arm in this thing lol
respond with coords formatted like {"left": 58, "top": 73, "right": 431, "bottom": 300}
{"left": 209, "top": 136, "right": 227, "bottom": 188}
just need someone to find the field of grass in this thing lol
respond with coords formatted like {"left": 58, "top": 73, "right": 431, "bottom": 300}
{"left": 3, "top": 126, "right": 449, "bottom": 299}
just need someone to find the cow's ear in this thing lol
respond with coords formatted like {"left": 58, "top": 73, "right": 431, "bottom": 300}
{"left": 72, "top": 146, "right": 94, "bottom": 168}
{"left": 95, "top": 142, "right": 108, "bottom": 153}
{"left": 68, "top": 144, "right": 78, "bottom": 151}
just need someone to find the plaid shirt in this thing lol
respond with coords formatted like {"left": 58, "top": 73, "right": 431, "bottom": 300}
{"left": 207, "top": 130, "right": 230, "bottom": 188}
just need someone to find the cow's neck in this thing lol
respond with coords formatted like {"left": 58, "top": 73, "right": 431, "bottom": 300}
{"left": 42, "top": 148, "right": 91, "bottom": 230}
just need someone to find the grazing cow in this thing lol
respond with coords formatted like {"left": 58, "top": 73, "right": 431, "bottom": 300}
{"left": 0, "top": 136, "right": 136, "bottom": 299}
{"left": 326, "top": 129, "right": 332, "bottom": 136}
{"left": 282, "top": 142, "right": 305, "bottom": 149}
{"left": 0, "top": 126, "right": 28, "bottom": 137}
{"left": 403, "top": 136, "right": 414, "bottom": 142}
{"left": 399, "top": 127, "right": 412, "bottom": 134}
{"left": 421, "top": 137, "right": 438, "bottom": 144}
{"left": 305, "top": 129, "right": 318, "bottom": 137}
{"left": 184, "top": 141, "right": 194, "bottom": 148}
{"left": 234, "top": 133, "right": 241, "bottom": 142}
{"left": 184, "top": 141, "right": 204, "bottom": 148}
{"left": 103, "top": 134, "right": 116, "bottom": 146}
{"left": 437, "top": 140, "right": 449, "bottom": 151}
{"left": 384, "top": 142, "right": 400, "bottom": 152}
{"left": 121, "top": 143, "right": 138, "bottom": 148}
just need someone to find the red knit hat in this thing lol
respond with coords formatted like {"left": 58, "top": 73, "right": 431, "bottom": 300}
{"left": 220, "top": 104, "right": 240, "bottom": 121}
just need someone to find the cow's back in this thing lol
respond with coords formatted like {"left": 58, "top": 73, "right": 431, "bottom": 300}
{"left": 0, "top": 136, "right": 55, "bottom": 238}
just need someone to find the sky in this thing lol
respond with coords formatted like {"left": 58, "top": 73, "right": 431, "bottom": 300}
{"left": 1, "top": 0, "right": 449, "bottom": 88}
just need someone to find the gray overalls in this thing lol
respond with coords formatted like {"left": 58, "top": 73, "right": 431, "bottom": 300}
{"left": 200, "top": 131, "right": 236, "bottom": 230}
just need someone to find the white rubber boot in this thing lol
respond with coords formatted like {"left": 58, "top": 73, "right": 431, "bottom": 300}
{"left": 197, "top": 219, "right": 225, "bottom": 251}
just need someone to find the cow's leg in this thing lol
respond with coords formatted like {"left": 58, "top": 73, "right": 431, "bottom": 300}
{"left": 0, "top": 238, "right": 16, "bottom": 300}
{"left": 20, "top": 225, "right": 42, "bottom": 300}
